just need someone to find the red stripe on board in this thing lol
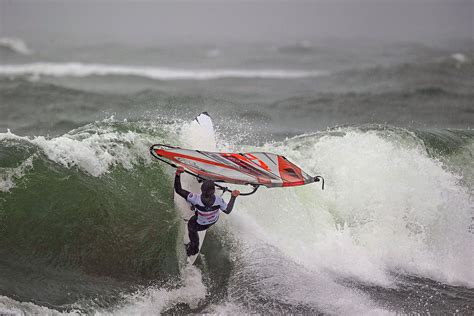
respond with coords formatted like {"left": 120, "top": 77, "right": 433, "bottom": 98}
{"left": 155, "top": 149, "right": 237, "bottom": 170}
{"left": 277, "top": 155, "right": 304, "bottom": 185}
{"left": 156, "top": 148, "right": 274, "bottom": 185}
{"left": 282, "top": 181, "right": 305, "bottom": 187}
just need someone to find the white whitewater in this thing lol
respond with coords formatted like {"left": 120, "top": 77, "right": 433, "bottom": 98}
{"left": 0, "top": 37, "right": 32, "bottom": 55}
{"left": 1, "top": 123, "right": 471, "bottom": 315}
{"left": 218, "top": 129, "right": 472, "bottom": 314}
{"left": 0, "top": 62, "right": 328, "bottom": 80}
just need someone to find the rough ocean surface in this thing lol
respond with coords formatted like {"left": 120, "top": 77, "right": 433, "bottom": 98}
{"left": 1, "top": 29, "right": 473, "bottom": 315}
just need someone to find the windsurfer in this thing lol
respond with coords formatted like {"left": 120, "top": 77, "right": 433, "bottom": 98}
{"left": 174, "top": 166, "right": 240, "bottom": 256}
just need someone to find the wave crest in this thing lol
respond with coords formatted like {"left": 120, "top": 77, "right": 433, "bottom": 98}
{"left": 0, "top": 62, "right": 328, "bottom": 80}
{"left": 0, "top": 37, "right": 32, "bottom": 55}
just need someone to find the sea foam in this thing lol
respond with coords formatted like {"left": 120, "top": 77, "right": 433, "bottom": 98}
{"left": 0, "top": 125, "right": 152, "bottom": 179}
{"left": 231, "top": 129, "right": 473, "bottom": 289}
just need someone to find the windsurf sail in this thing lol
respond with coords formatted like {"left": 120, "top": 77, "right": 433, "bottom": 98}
{"left": 150, "top": 144, "right": 324, "bottom": 195}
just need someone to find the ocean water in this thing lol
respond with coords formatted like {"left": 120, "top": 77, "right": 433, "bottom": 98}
{"left": 1, "top": 34, "right": 473, "bottom": 315}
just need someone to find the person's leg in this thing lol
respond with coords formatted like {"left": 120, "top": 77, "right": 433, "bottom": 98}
{"left": 187, "top": 216, "right": 200, "bottom": 256}
{"left": 187, "top": 216, "right": 213, "bottom": 256}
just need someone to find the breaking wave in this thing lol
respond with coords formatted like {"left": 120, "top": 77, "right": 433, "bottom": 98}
{"left": 0, "top": 119, "right": 472, "bottom": 314}
{"left": 0, "top": 37, "right": 33, "bottom": 55}
{"left": 0, "top": 62, "right": 328, "bottom": 80}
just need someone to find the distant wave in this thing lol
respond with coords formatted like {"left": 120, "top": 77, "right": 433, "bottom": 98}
{"left": 277, "top": 40, "right": 314, "bottom": 54}
{"left": 451, "top": 53, "right": 468, "bottom": 63}
{"left": 0, "top": 37, "right": 32, "bottom": 55}
{"left": 0, "top": 62, "right": 328, "bottom": 80}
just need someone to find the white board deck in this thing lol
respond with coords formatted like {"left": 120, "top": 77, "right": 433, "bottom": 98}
{"left": 174, "top": 112, "right": 217, "bottom": 265}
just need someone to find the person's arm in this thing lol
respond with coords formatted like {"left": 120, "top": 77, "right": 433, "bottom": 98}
{"left": 174, "top": 166, "right": 190, "bottom": 199}
{"left": 222, "top": 190, "right": 240, "bottom": 214}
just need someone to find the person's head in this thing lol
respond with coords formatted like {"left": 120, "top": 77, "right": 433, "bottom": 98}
{"left": 201, "top": 180, "right": 215, "bottom": 197}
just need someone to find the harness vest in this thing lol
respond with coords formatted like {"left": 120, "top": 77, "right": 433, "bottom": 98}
{"left": 186, "top": 193, "right": 228, "bottom": 225}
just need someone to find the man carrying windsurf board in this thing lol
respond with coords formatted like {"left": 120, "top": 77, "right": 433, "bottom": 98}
{"left": 174, "top": 166, "right": 240, "bottom": 256}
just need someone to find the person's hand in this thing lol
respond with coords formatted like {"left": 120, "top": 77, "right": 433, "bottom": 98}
{"left": 231, "top": 190, "right": 240, "bottom": 197}
{"left": 176, "top": 166, "right": 185, "bottom": 175}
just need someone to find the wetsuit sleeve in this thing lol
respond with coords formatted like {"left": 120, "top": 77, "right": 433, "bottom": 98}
{"left": 222, "top": 196, "right": 237, "bottom": 214}
{"left": 174, "top": 174, "right": 190, "bottom": 200}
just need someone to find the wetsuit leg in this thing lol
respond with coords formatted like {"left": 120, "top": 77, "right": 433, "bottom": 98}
{"left": 187, "top": 215, "right": 213, "bottom": 256}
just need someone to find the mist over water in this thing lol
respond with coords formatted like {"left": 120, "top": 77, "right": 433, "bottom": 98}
{"left": 1, "top": 0, "right": 473, "bottom": 314}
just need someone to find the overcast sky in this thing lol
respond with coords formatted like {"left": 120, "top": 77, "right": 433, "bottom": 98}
{"left": 1, "top": 0, "right": 472, "bottom": 48}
